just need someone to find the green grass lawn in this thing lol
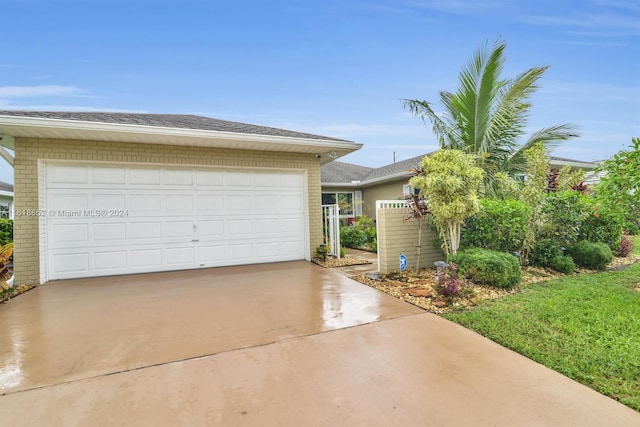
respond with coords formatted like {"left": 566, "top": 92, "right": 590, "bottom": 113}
{"left": 444, "top": 237, "right": 640, "bottom": 411}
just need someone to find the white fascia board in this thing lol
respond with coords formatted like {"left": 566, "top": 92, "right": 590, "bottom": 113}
{"left": 0, "top": 190, "right": 13, "bottom": 197}
{"left": 359, "top": 171, "right": 412, "bottom": 187}
{"left": 321, "top": 171, "right": 412, "bottom": 188}
{"left": 0, "top": 115, "right": 362, "bottom": 156}
{"left": 549, "top": 159, "right": 598, "bottom": 170}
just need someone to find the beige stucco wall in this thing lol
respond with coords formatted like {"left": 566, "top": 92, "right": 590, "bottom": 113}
{"left": 361, "top": 179, "right": 408, "bottom": 218}
{"left": 377, "top": 208, "right": 443, "bottom": 273}
{"left": 14, "top": 137, "right": 323, "bottom": 285}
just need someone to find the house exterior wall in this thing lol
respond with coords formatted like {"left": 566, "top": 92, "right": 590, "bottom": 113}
{"left": 361, "top": 179, "right": 408, "bottom": 218}
{"left": 14, "top": 137, "right": 323, "bottom": 285}
{"left": 376, "top": 207, "right": 443, "bottom": 273}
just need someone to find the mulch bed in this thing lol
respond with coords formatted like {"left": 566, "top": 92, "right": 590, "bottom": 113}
{"left": 352, "top": 254, "right": 640, "bottom": 314}
{"left": 1, "top": 284, "right": 36, "bottom": 304}
{"left": 312, "top": 256, "right": 371, "bottom": 268}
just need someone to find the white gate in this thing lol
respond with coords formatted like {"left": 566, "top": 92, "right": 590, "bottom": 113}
{"left": 322, "top": 204, "right": 341, "bottom": 259}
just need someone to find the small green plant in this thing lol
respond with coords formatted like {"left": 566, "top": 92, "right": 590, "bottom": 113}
{"left": 566, "top": 240, "right": 613, "bottom": 270}
{"left": 549, "top": 255, "right": 576, "bottom": 274}
{"left": 615, "top": 235, "right": 634, "bottom": 257}
{"left": 0, "top": 219, "right": 13, "bottom": 246}
{"left": 530, "top": 239, "right": 562, "bottom": 267}
{"left": 0, "top": 243, "right": 14, "bottom": 297}
{"left": 449, "top": 248, "right": 521, "bottom": 288}
{"left": 434, "top": 263, "right": 471, "bottom": 300}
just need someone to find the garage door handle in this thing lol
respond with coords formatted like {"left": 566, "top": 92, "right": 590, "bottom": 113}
{"left": 192, "top": 239, "right": 199, "bottom": 242}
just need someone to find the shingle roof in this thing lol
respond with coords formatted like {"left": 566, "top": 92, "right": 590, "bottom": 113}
{"left": 322, "top": 151, "right": 599, "bottom": 186}
{"left": 361, "top": 153, "right": 431, "bottom": 181}
{"left": 0, "top": 111, "right": 350, "bottom": 142}
{"left": 321, "top": 161, "right": 374, "bottom": 183}
{"left": 321, "top": 153, "right": 431, "bottom": 185}
{"left": 0, "top": 181, "right": 13, "bottom": 192}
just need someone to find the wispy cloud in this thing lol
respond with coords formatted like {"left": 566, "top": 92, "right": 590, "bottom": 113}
{"left": 521, "top": 1, "right": 640, "bottom": 38}
{"left": 359, "top": 0, "right": 503, "bottom": 16}
{"left": 0, "top": 85, "right": 84, "bottom": 98}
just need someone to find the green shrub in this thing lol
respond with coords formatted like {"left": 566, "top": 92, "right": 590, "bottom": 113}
{"left": 579, "top": 202, "right": 625, "bottom": 250}
{"left": 530, "top": 239, "right": 562, "bottom": 267}
{"left": 549, "top": 255, "right": 576, "bottom": 274}
{"left": 540, "top": 191, "right": 589, "bottom": 248}
{"left": 340, "top": 226, "right": 367, "bottom": 248}
{"left": 354, "top": 215, "right": 377, "bottom": 241}
{"left": 461, "top": 198, "right": 531, "bottom": 253}
{"left": 0, "top": 219, "right": 13, "bottom": 246}
{"left": 449, "top": 248, "right": 521, "bottom": 288}
{"left": 566, "top": 240, "right": 613, "bottom": 270}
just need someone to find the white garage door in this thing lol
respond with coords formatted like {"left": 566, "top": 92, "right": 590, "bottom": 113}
{"left": 45, "top": 163, "right": 308, "bottom": 280}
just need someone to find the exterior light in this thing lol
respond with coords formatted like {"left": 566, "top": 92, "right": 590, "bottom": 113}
{"left": 434, "top": 261, "right": 448, "bottom": 282}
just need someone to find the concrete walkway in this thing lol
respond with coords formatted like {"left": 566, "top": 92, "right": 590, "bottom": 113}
{"left": 0, "top": 262, "right": 638, "bottom": 426}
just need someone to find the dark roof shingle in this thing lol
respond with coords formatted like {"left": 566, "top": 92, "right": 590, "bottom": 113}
{"left": 0, "top": 111, "right": 350, "bottom": 142}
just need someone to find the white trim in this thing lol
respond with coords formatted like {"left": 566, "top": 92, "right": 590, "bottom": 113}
{"left": 0, "top": 115, "right": 362, "bottom": 158}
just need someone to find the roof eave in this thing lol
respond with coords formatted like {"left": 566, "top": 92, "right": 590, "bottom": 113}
{"left": 321, "top": 170, "right": 412, "bottom": 188}
{"left": 0, "top": 115, "right": 362, "bottom": 158}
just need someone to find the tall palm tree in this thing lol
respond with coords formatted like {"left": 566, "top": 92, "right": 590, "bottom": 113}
{"left": 404, "top": 39, "right": 578, "bottom": 189}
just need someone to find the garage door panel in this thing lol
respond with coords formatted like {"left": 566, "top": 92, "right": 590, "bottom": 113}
{"left": 131, "top": 249, "right": 162, "bottom": 268}
{"left": 254, "top": 173, "right": 279, "bottom": 188}
{"left": 92, "top": 167, "right": 126, "bottom": 185}
{"left": 94, "top": 251, "right": 127, "bottom": 270}
{"left": 94, "top": 223, "right": 127, "bottom": 241}
{"left": 282, "top": 240, "right": 304, "bottom": 256}
{"left": 197, "top": 245, "right": 225, "bottom": 263}
{"left": 129, "top": 194, "right": 162, "bottom": 212}
{"left": 196, "top": 194, "right": 224, "bottom": 213}
{"left": 228, "top": 243, "right": 253, "bottom": 260}
{"left": 225, "top": 172, "right": 252, "bottom": 187}
{"left": 195, "top": 170, "right": 224, "bottom": 187}
{"left": 280, "top": 195, "right": 303, "bottom": 212}
{"left": 254, "top": 219, "right": 279, "bottom": 233}
{"left": 254, "top": 194, "right": 279, "bottom": 211}
{"left": 226, "top": 195, "right": 252, "bottom": 212}
{"left": 198, "top": 220, "right": 224, "bottom": 237}
{"left": 279, "top": 173, "right": 303, "bottom": 188}
{"left": 46, "top": 164, "right": 307, "bottom": 280}
{"left": 131, "top": 222, "right": 162, "bottom": 239}
{"left": 129, "top": 169, "right": 161, "bottom": 185}
{"left": 50, "top": 223, "right": 89, "bottom": 246}
{"left": 164, "top": 169, "right": 193, "bottom": 186}
{"left": 52, "top": 253, "right": 90, "bottom": 274}
{"left": 227, "top": 219, "right": 254, "bottom": 235}
{"left": 165, "top": 194, "right": 194, "bottom": 212}
{"left": 49, "top": 193, "right": 89, "bottom": 211}
{"left": 281, "top": 217, "right": 305, "bottom": 233}
{"left": 94, "top": 194, "right": 126, "bottom": 210}
{"left": 166, "top": 247, "right": 195, "bottom": 265}
{"left": 166, "top": 221, "right": 194, "bottom": 237}
{"left": 49, "top": 165, "right": 89, "bottom": 185}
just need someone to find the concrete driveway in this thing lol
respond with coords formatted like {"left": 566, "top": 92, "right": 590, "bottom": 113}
{"left": 0, "top": 261, "right": 638, "bottom": 426}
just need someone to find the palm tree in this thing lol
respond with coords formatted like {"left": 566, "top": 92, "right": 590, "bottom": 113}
{"left": 404, "top": 39, "right": 578, "bottom": 191}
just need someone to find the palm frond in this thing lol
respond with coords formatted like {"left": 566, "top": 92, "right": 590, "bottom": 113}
{"left": 508, "top": 124, "right": 580, "bottom": 172}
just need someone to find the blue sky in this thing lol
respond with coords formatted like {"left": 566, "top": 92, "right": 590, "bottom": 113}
{"left": 1, "top": 0, "right": 638, "bottom": 184}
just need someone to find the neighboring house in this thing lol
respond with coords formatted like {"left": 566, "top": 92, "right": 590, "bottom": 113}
{"left": 321, "top": 153, "right": 599, "bottom": 219}
{"left": 0, "top": 181, "right": 14, "bottom": 219}
{"left": 0, "top": 111, "right": 361, "bottom": 285}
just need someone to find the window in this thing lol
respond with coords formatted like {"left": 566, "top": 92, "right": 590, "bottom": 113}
{"left": 322, "top": 192, "right": 354, "bottom": 217}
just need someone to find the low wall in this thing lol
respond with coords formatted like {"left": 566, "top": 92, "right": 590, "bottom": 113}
{"left": 376, "top": 201, "right": 444, "bottom": 273}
